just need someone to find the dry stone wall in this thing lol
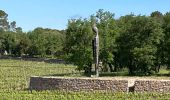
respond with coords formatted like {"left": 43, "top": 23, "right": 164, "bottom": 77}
{"left": 134, "top": 80, "right": 170, "bottom": 93}
{"left": 29, "top": 76, "right": 128, "bottom": 92}
{"left": 29, "top": 76, "right": 170, "bottom": 93}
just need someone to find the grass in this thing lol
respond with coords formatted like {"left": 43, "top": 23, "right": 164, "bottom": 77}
{"left": 0, "top": 59, "right": 170, "bottom": 99}
{"left": 0, "top": 59, "right": 82, "bottom": 92}
{"left": 0, "top": 91, "right": 170, "bottom": 100}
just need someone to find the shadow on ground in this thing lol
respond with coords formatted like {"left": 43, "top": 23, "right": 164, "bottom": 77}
{"left": 0, "top": 55, "right": 65, "bottom": 64}
{"left": 155, "top": 73, "right": 170, "bottom": 77}
{"left": 44, "top": 72, "right": 85, "bottom": 77}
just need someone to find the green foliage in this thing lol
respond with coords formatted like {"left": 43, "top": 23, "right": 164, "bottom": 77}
{"left": 0, "top": 10, "right": 29, "bottom": 56}
{"left": 14, "top": 32, "right": 31, "bottom": 56}
{"left": 0, "top": 10, "right": 9, "bottom": 31}
{"left": 0, "top": 9, "right": 170, "bottom": 75}
{"left": 64, "top": 9, "right": 170, "bottom": 75}
{"left": 3, "top": 31, "right": 19, "bottom": 54}
{"left": 96, "top": 9, "right": 118, "bottom": 72}
{"left": 27, "top": 27, "right": 64, "bottom": 57}
{"left": 116, "top": 15, "right": 164, "bottom": 75}
{"left": 163, "top": 12, "right": 170, "bottom": 68}
{"left": 65, "top": 18, "right": 93, "bottom": 73}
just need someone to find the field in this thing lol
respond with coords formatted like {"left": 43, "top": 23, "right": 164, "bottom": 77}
{"left": 0, "top": 59, "right": 170, "bottom": 100}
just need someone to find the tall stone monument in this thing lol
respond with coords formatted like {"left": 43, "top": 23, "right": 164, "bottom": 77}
{"left": 92, "top": 24, "right": 99, "bottom": 77}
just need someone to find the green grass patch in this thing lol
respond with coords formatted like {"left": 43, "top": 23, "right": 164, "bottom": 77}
{"left": 0, "top": 59, "right": 81, "bottom": 92}
{"left": 0, "top": 91, "right": 170, "bottom": 100}
{"left": 0, "top": 59, "right": 170, "bottom": 99}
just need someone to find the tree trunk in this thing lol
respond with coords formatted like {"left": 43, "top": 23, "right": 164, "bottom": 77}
{"left": 108, "top": 63, "right": 114, "bottom": 72}
{"left": 84, "top": 63, "right": 92, "bottom": 74}
{"left": 128, "top": 59, "right": 134, "bottom": 75}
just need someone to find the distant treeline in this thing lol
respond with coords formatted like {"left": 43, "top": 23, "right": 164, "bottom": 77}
{"left": 0, "top": 9, "right": 170, "bottom": 75}
{"left": 0, "top": 10, "right": 64, "bottom": 58}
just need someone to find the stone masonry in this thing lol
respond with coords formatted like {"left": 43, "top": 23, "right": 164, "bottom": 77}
{"left": 134, "top": 80, "right": 170, "bottom": 93}
{"left": 29, "top": 76, "right": 128, "bottom": 92}
{"left": 29, "top": 76, "right": 170, "bottom": 93}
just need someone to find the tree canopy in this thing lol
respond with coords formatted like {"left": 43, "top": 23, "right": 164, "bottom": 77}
{"left": 0, "top": 9, "right": 170, "bottom": 75}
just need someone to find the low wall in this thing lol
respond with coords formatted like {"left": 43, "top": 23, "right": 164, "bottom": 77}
{"left": 29, "top": 76, "right": 170, "bottom": 93}
{"left": 134, "top": 80, "right": 170, "bottom": 93}
{"left": 29, "top": 76, "right": 128, "bottom": 92}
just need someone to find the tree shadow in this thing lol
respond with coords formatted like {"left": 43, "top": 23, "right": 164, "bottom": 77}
{"left": 0, "top": 55, "right": 65, "bottom": 64}
{"left": 155, "top": 73, "right": 170, "bottom": 77}
{"left": 44, "top": 72, "right": 86, "bottom": 77}
{"left": 99, "top": 72, "right": 129, "bottom": 77}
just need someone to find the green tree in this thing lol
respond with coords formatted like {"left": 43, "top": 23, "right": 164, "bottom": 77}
{"left": 28, "top": 27, "right": 63, "bottom": 57}
{"left": 3, "top": 31, "right": 19, "bottom": 55}
{"left": 95, "top": 9, "right": 119, "bottom": 72}
{"left": 0, "top": 10, "right": 9, "bottom": 31}
{"left": 45, "top": 29, "right": 64, "bottom": 58}
{"left": 116, "top": 15, "right": 164, "bottom": 75}
{"left": 65, "top": 18, "right": 93, "bottom": 73}
{"left": 0, "top": 10, "right": 24, "bottom": 56}
{"left": 150, "top": 11, "right": 164, "bottom": 72}
{"left": 13, "top": 32, "right": 30, "bottom": 56}
{"left": 163, "top": 12, "right": 170, "bottom": 69}
{"left": 0, "top": 30, "right": 5, "bottom": 55}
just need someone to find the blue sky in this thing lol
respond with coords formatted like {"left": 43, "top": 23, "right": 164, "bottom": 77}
{"left": 0, "top": 0, "right": 170, "bottom": 32}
